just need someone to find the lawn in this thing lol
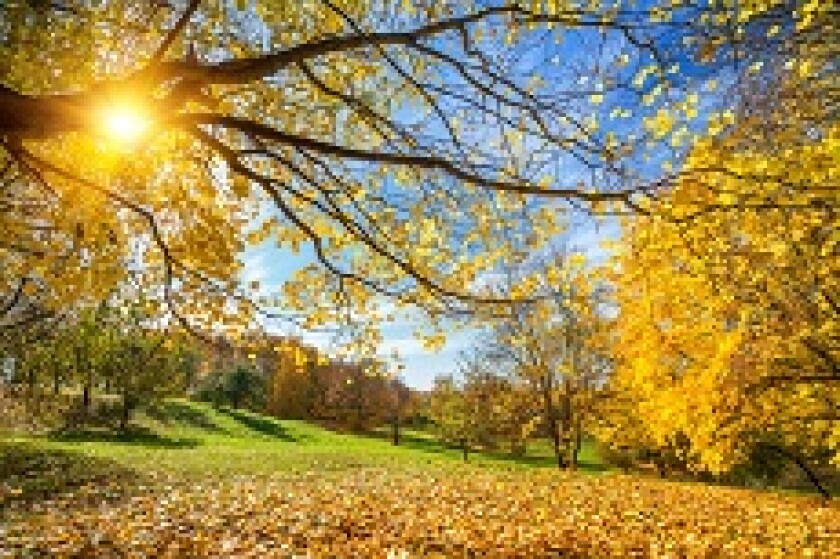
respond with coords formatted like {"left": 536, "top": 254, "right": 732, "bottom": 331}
{"left": 2, "top": 399, "right": 605, "bottom": 482}
{"left": 2, "top": 400, "right": 838, "bottom": 557}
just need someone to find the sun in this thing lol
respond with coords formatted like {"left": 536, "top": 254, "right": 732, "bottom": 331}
{"left": 102, "top": 104, "right": 151, "bottom": 143}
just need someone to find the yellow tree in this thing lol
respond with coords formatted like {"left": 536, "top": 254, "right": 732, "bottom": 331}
{"left": 5, "top": 1, "right": 819, "bottom": 336}
{"left": 266, "top": 337, "right": 321, "bottom": 418}
{"left": 428, "top": 373, "right": 474, "bottom": 459}
{"left": 604, "top": 32, "right": 838, "bottom": 493}
{"left": 0, "top": 1, "right": 605, "bottom": 339}
{"left": 484, "top": 251, "right": 610, "bottom": 469}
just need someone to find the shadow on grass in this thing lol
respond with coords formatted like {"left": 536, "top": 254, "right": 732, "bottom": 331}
{"left": 0, "top": 441, "right": 143, "bottom": 510}
{"left": 482, "top": 448, "right": 610, "bottom": 473}
{"left": 387, "top": 431, "right": 461, "bottom": 457}
{"left": 367, "top": 429, "right": 610, "bottom": 473}
{"left": 145, "top": 399, "right": 227, "bottom": 433}
{"left": 48, "top": 425, "right": 200, "bottom": 449}
{"left": 217, "top": 407, "right": 299, "bottom": 442}
{"left": 363, "top": 429, "right": 484, "bottom": 462}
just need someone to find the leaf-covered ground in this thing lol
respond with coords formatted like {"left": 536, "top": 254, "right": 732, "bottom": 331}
{"left": 3, "top": 468, "right": 838, "bottom": 558}
{"left": 2, "top": 401, "right": 837, "bottom": 557}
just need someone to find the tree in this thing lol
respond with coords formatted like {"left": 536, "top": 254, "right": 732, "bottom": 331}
{"left": 428, "top": 349, "right": 533, "bottom": 459}
{"left": 457, "top": 351, "right": 509, "bottom": 451}
{"left": 479, "top": 250, "right": 610, "bottom": 468}
{"left": 106, "top": 316, "right": 200, "bottom": 430}
{"left": 602, "top": 40, "right": 838, "bottom": 494}
{"left": 389, "top": 374, "right": 411, "bottom": 446}
{"left": 4, "top": 1, "right": 830, "bottom": 345}
{"left": 266, "top": 337, "right": 322, "bottom": 419}
{"left": 462, "top": 359, "right": 533, "bottom": 456}
{"left": 197, "top": 362, "right": 266, "bottom": 411}
{"left": 0, "top": 277, "right": 205, "bottom": 430}
{"left": 225, "top": 364, "right": 266, "bottom": 410}
{"left": 429, "top": 374, "right": 473, "bottom": 460}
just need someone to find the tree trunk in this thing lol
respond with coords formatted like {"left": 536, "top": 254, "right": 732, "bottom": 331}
{"left": 560, "top": 380, "right": 574, "bottom": 469}
{"left": 82, "top": 383, "right": 91, "bottom": 414}
{"left": 543, "top": 382, "right": 566, "bottom": 469}
{"left": 510, "top": 436, "right": 526, "bottom": 457}
{"left": 20, "top": 365, "right": 38, "bottom": 418}
{"left": 570, "top": 420, "right": 583, "bottom": 471}
{"left": 460, "top": 437, "right": 469, "bottom": 461}
{"left": 769, "top": 445, "right": 830, "bottom": 499}
{"left": 655, "top": 454, "right": 667, "bottom": 478}
{"left": 75, "top": 346, "right": 91, "bottom": 415}
{"left": 392, "top": 415, "right": 400, "bottom": 446}
{"left": 549, "top": 418, "right": 566, "bottom": 469}
{"left": 52, "top": 363, "right": 60, "bottom": 395}
{"left": 120, "top": 395, "right": 134, "bottom": 431}
{"left": 552, "top": 429, "right": 565, "bottom": 468}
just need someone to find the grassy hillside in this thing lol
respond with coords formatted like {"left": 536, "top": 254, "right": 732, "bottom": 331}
{"left": 2, "top": 400, "right": 838, "bottom": 557}
{"left": 2, "top": 399, "right": 605, "bottom": 482}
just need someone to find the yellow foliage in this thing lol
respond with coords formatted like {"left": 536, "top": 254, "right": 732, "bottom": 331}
{"left": 604, "top": 60, "right": 839, "bottom": 473}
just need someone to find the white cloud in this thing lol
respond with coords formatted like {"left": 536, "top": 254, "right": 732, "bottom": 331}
{"left": 377, "top": 337, "right": 427, "bottom": 357}
{"left": 240, "top": 251, "right": 268, "bottom": 288}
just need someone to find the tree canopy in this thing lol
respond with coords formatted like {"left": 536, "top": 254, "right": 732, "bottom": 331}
{"left": 3, "top": 0, "right": 833, "bottom": 347}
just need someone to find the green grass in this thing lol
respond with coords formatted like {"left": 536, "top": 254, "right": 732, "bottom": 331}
{"left": 4, "top": 401, "right": 836, "bottom": 558}
{"left": 1, "top": 399, "right": 608, "bottom": 489}
{"left": 367, "top": 426, "right": 608, "bottom": 473}
{"left": 1, "top": 399, "right": 609, "bottom": 515}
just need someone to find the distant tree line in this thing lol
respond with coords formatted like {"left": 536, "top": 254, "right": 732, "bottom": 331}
{"left": 1, "top": 291, "right": 420, "bottom": 443}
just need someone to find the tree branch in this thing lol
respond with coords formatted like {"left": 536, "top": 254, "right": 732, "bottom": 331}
{"left": 148, "top": 0, "right": 202, "bottom": 65}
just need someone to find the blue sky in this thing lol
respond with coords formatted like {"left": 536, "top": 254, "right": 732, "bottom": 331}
{"left": 240, "top": 241, "right": 471, "bottom": 390}
{"left": 234, "top": 2, "right": 745, "bottom": 390}
{"left": 241, "top": 217, "right": 620, "bottom": 390}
